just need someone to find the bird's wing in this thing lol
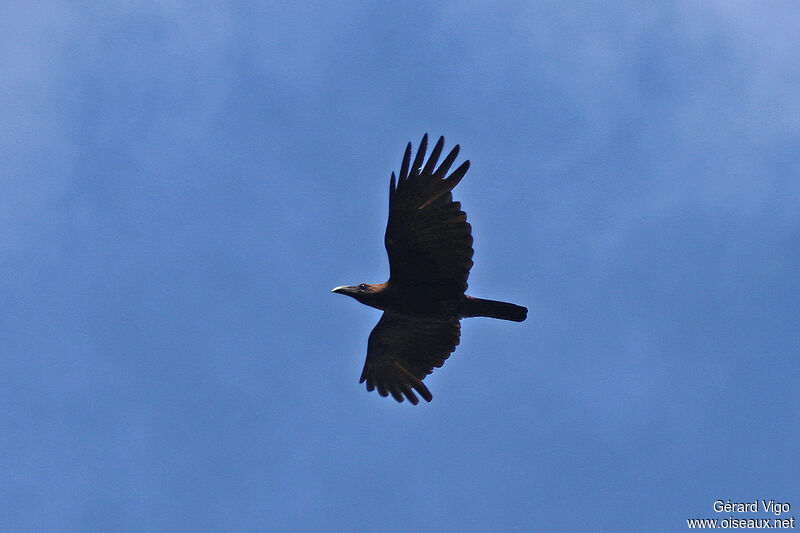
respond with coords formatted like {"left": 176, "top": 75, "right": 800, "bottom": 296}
{"left": 360, "top": 313, "right": 461, "bottom": 404}
{"left": 385, "top": 134, "right": 474, "bottom": 296}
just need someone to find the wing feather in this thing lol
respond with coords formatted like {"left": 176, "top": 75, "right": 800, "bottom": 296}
{"left": 385, "top": 135, "right": 474, "bottom": 294}
{"left": 398, "top": 142, "right": 412, "bottom": 183}
{"left": 421, "top": 135, "right": 444, "bottom": 176}
{"left": 360, "top": 313, "right": 461, "bottom": 404}
{"left": 410, "top": 133, "right": 427, "bottom": 176}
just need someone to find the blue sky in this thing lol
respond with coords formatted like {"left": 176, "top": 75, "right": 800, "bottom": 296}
{"left": 2, "top": 2, "right": 799, "bottom": 531}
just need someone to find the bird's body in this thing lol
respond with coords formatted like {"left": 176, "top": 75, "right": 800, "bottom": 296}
{"left": 333, "top": 134, "right": 527, "bottom": 404}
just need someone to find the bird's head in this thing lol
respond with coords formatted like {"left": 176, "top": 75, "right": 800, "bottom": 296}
{"left": 331, "top": 283, "right": 385, "bottom": 309}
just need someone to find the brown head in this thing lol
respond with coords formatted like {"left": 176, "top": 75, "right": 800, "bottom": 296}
{"left": 331, "top": 283, "right": 388, "bottom": 311}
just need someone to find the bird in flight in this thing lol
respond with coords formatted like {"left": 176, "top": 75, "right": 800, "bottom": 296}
{"left": 333, "top": 134, "right": 527, "bottom": 404}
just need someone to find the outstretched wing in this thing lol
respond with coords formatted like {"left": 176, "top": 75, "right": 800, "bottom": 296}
{"left": 360, "top": 313, "right": 461, "bottom": 404}
{"left": 385, "top": 134, "right": 474, "bottom": 296}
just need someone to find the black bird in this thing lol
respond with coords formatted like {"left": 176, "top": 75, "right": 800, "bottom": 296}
{"left": 333, "top": 134, "right": 527, "bottom": 404}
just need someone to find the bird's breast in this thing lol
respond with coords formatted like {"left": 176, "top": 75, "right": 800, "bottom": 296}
{"left": 381, "top": 284, "right": 462, "bottom": 319}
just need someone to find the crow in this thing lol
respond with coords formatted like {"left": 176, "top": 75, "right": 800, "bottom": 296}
{"left": 333, "top": 134, "right": 527, "bottom": 404}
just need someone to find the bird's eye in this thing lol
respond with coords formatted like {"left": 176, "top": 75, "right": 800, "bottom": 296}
{"left": 359, "top": 284, "right": 368, "bottom": 290}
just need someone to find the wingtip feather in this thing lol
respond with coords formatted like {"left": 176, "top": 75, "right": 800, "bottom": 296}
{"left": 445, "top": 160, "right": 470, "bottom": 188}
{"left": 399, "top": 143, "right": 412, "bottom": 182}
{"left": 434, "top": 144, "right": 461, "bottom": 180}
{"left": 415, "top": 383, "right": 433, "bottom": 402}
{"left": 422, "top": 136, "right": 445, "bottom": 175}
{"left": 402, "top": 385, "right": 420, "bottom": 405}
{"left": 411, "top": 134, "right": 428, "bottom": 177}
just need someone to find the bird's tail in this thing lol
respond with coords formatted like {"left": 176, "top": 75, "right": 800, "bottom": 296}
{"left": 460, "top": 296, "right": 527, "bottom": 322}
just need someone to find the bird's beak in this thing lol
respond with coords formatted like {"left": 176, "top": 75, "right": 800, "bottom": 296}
{"left": 331, "top": 285, "right": 351, "bottom": 295}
